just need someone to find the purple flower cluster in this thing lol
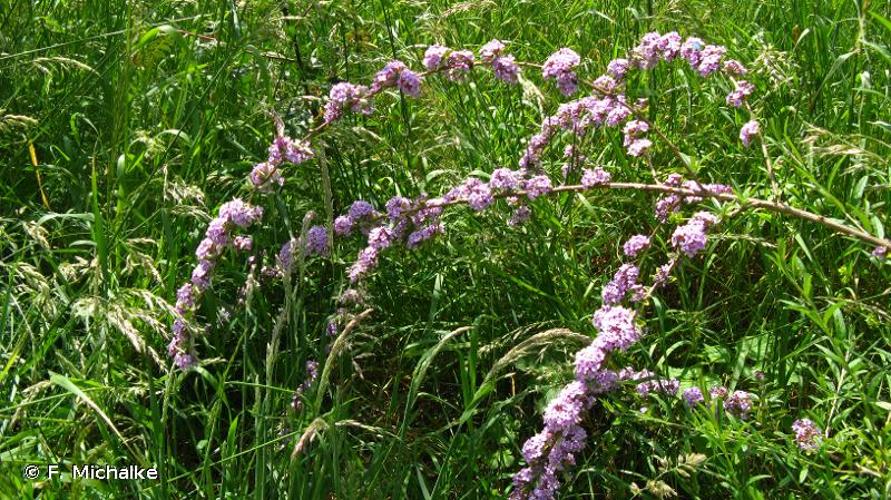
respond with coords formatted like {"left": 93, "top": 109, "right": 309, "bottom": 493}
{"left": 268, "top": 135, "right": 314, "bottom": 167}
{"left": 423, "top": 44, "right": 475, "bottom": 80}
{"left": 726, "top": 80, "right": 755, "bottom": 108}
{"left": 606, "top": 58, "right": 631, "bottom": 80}
{"left": 682, "top": 387, "right": 705, "bottom": 406}
{"left": 723, "top": 59, "right": 748, "bottom": 75}
{"left": 525, "top": 175, "right": 552, "bottom": 199}
{"left": 322, "top": 57, "right": 429, "bottom": 125}
{"left": 518, "top": 95, "right": 636, "bottom": 168}
{"left": 479, "top": 39, "right": 520, "bottom": 84}
{"left": 622, "top": 234, "right": 651, "bottom": 258}
{"left": 251, "top": 133, "right": 315, "bottom": 192}
{"left": 722, "top": 390, "right": 754, "bottom": 419}
{"left": 623, "top": 369, "right": 680, "bottom": 397}
{"left": 670, "top": 217, "right": 710, "bottom": 257}
{"left": 250, "top": 162, "right": 283, "bottom": 192}
{"left": 680, "top": 37, "right": 726, "bottom": 76}
{"left": 740, "top": 119, "right": 760, "bottom": 146}
{"left": 513, "top": 306, "right": 644, "bottom": 498}
{"left": 323, "top": 82, "right": 373, "bottom": 124}
{"left": 513, "top": 224, "right": 667, "bottom": 499}
{"left": 581, "top": 167, "right": 611, "bottom": 187}
{"left": 305, "top": 225, "right": 330, "bottom": 256}
{"left": 170, "top": 198, "right": 264, "bottom": 369}
{"left": 278, "top": 225, "right": 330, "bottom": 274}
{"left": 542, "top": 48, "right": 581, "bottom": 96}
{"left": 791, "top": 418, "right": 821, "bottom": 451}
{"left": 514, "top": 306, "right": 645, "bottom": 497}
{"left": 631, "top": 31, "right": 682, "bottom": 69}
{"left": 291, "top": 360, "right": 320, "bottom": 412}
{"left": 371, "top": 60, "right": 423, "bottom": 97}
{"left": 622, "top": 119, "right": 652, "bottom": 157}
{"left": 602, "top": 264, "right": 641, "bottom": 305}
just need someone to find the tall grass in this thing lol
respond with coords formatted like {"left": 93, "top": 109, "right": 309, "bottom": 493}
{"left": 2, "top": 0, "right": 890, "bottom": 497}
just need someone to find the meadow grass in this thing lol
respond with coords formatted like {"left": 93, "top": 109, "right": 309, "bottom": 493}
{"left": 1, "top": 0, "right": 890, "bottom": 497}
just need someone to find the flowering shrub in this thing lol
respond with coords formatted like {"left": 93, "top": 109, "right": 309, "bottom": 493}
{"left": 167, "top": 29, "right": 890, "bottom": 499}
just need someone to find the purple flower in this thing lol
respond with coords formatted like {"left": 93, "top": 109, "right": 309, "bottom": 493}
{"left": 542, "top": 48, "right": 581, "bottom": 96}
{"left": 723, "top": 59, "right": 748, "bottom": 75}
{"left": 525, "top": 175, "right": 552, "bottom": 200}
{"left": 205, "top": 219, "right": 229, "bottom": 246}
{"left": 423, "top": 44, "right": 450, "bottom": 70}
{"left": 508, "top": 206, "right": 532, "bottom": 226}
{"left": 726, "top": 80, "right": 754, "bottom": 107}
{"left": 622, "top": 119, "right": 649, "bottom": 141}
{"left": 406, "top": 223, "right": 444, "bottom": 248}
{"left": 268, "top": 136, "right": 314, "bottom": 166}
{"left": 334, "top": 215, "right": 354, "bottom": 236}
{"left": 219, "top": 198, "right": 263, "bottom": 228}
{"left": 371, "top": 60, "right": 407, "bottom": 91}
{"left": 464, "top": 178, "right": 494, "bottom": 211}
{"left": 446, "top": 50, "right": 474, "bottom": 80}
{"left": 384, "top": 196, "right": 411, "bottom": 220}
{"left": 605, "top": 104, "right": 631, "bottom": 127}
{"left": 623, "top": 234, "right": 651, "bottom": 258}
{"left": 602, "top": 264, "right": 640, "bottom": 305}
{"left": 636, "top": 376, "right": 680, "bottom": 397}
{"left": 348, "top": 246, "right": 380, "bottom": 282}
{"left": 592, "top": 75, "right": 617, "bottom": 94}
{"left": 632, "top": 32, "right": 662, "bottom": 69}
{"left": 681, "top": 37, "right": 705, "bottom": 66}
{"left": 873, "top": 246, "right": 888, "bottom": 259}
{"left": 683, "top": 387, "right": 705, "bottom": 406}
{"left": 479, "top": 39, "right": 506, "bottom": 63}
{"left": 691, "top": 211, "right": 719, "bottom": 228}
{"left": 653, "top": 260, "right": 675, "bottom": 287}
{"left": 492, "top": 55, "right": 520, "bottom": 84}
{"left": 398, "top": 69, "right": 422, "bottom": 97}
{"left": 658, "top": 32, "right": 683, "bottom": 61}
{"left": 655, "top": 195, "right": 681, "bottom": 223}
{"left": 709, "top": 385, "right": 728, "bottom": 399}
{"left": 581, "top": 167, "right": 611, "bottom": 188}
{"left": 233, "top": 236, "right": 253, "bottom": 252}
{"left": 671, "top": 220, "right": 709, "bottom": 257}
{"left": 305, "top": 225, "right": 329, "bottom": 256}
{"left": 305, "top": 360, "right": 320, "bottom": 382}
{"left": 740, "top": 119, "right": 760, "bottom": 146}
{"left": 173, "top": 352, "right": 197, "bottom": 370}
{"left": 574, "top": 343, "right": 607, "bottom": 381}
{"left": 696, "top": 44, "right": 727, "bottom": 77}
{"left": 792, "top": 418, "right": 822, "bottom": 451}
{"left": 367, "top": 226, "right": 394, "bottom": 250}
{"left": 324, "top": 82, "right": 373, "bottom": 123}
{"left": 326, "top": 321, "right": 338, "bottom": 337}
{"left": 606, "top": 58, "right": 631, "bottom": 80}
{"left": 278, "top": 238, "right": 297, "bottom": 272}
{"left": 626, "top": 138, "right": 652, "bottom": 157}
{"left": 521, "top": 430, "right": 551, "bottom": 463}
{"left": 175, "top": 283, "right": 195, "bottom": 311}
{"left": 191, "top": 259, "right": 215, "bottom": 291}
{"left": 490, "top": 168, "right": 521, "bottom": 191}
{"left": 250, "top": 162, "right": 284, "bottom": 191}
{"left": 542, "top": 381, "right": 587, "bottom": 431}
{"left": 592, "top": 305, "right": 641, "bottom": 352}
{"left": 349, "top": 200, "right": 375, "bottom": 220}
{"left": 723, "top": 390, "right": 753, "bottom": 418}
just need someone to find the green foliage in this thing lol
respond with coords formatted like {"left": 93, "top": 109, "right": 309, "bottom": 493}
{"left": 1, "top": 0, "right": 890, "bottom": 498}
